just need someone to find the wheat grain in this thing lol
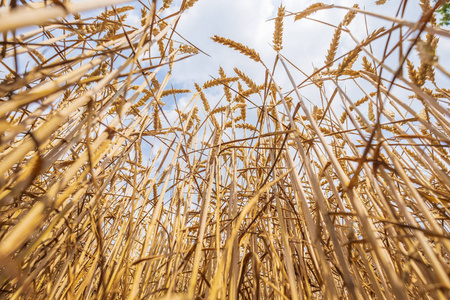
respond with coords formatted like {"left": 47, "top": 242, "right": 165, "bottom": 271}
{"left": 342, "top": 4, "right": 359, "bottom": 26}
{"left": 234, "top": 68, "right": 259, "bottom": 93}
{"left": 160, "top": 89, "right": 191, "bottom": 98}
{"left": 210, "top": 106, "right": 227, "bottom": 115}
{"left": 294, "top": 3, "right": 327, "bottom": 21}
{"left": 203, "top": 76, "right": 239, "bottom": 89}
{"left": 325, "top": 26, "right": 342, "bottom": 69}
{"left": 362, "top": 56, "right": 376, "bottom": 74}
{"left": 273, "top": 6, "right": 285, "bottom": 52}
{"left": 368, "top": 101, "right": 375, "bottom": 122}
{"left": 183, "top": 0, "right": 199, "bottom": 10}
{"left": 163, "top": 0, "right": 173, "bottom": 9}
{"left": 407, "top": 59, "right": 423, "bottom": 86}
{"left": 219, "top": 67, "right": 233, "bottom": 103}
{"left": 153, "top": 103, "right": 162, "bottom": 130}
{"left": 211, "top": 35, "right": 261, "bottom": 62}
{"left": 179, "top": 45, "right": 199, "bottom": 54}
{"left": 236, "top": 123, "right": 257, "bottom": 131}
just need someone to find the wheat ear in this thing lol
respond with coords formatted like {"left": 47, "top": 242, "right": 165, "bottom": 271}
{"left": 273, "top": 6, "right": 285, "bottom": 52}
{"left": 211, "top": 35, "right": 261, "bottom": 63}
{"left": 294, "top": 3, "right": 327, "bottom": 21}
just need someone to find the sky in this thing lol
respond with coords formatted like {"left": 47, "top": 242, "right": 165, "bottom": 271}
{"left": 1, "top": 0, "right": 449, "bottom": 203}
{"left": 129, "top": 0, "right": 446, "bottom": 130}
{"left": 116, "top": 0, "right": 447, "bottom": 116}
{"left": 2, "top": 0, "right": 449, "bottom": 162}
{"left": 162, "top": 0, "right": 449, "bottom": 85}
{"left": 106, "top": 0, "right": 450, "bottom": 162}
{"left": 3, "top": 0, "right": 449, "bottom": 99}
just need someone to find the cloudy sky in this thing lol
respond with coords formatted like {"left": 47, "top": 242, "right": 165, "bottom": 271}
{"left": 114, "top": 0, "right": 442, "bottom": 128}
{"left": 2, "top": 0, "right": 448, "bottom": 133}
{"left": 4, "top": 0, "right": 449, "bottom": 96}
{"left": 116, "top": 0, "right": 445, "bottom": 114}
{"left": 162, "top": 0, "right": 447, "bottom": 84}
{"left": 1, "top": 0, "right": 448, "bottom": 178}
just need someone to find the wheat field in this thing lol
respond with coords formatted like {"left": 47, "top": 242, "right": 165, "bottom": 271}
{"left": 0, "top": 0, "right": 450, "bottom": 299}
